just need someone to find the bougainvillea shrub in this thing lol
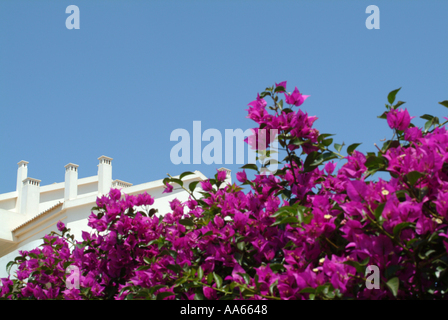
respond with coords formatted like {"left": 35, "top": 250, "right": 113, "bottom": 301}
{"left": 1, "top": 83, "right": 448, "bottom": 300}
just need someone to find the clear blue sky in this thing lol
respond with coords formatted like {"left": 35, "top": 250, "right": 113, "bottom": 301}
{"left": 1, "top": 1, "right": 447, "bottom": 194}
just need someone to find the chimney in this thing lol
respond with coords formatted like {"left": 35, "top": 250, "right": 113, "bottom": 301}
{"left": 21, "top": 178, "right": 41, "bottom": 216}
{"left": 98, "top": 156, "right": 113, "bottom": 196}
{"left": 64, "top": 163, "right": 79, "bottom": 200}
{"left": 16, "top": 161, "right": 29, "bottom": 194}
{"left": 16, "top": 161, "right": 29, "bottom": 213}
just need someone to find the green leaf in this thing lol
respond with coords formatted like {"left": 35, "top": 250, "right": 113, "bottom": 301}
{"left": 207, "top": 272, "right": 214, "bottom": 285}
{"left": 365, "top": 155, "right": 386, "bottom": 169}
{"left": 300, "top": 287, "right": 316, "bottom": 294}
{"left": 424, "top": 119, "right": 434, "bottom": 132}
{"left": 347, "top": 143, "right": 361, "bottom": 155}
{"left": 420, "top": 114, "right": 434, "bottom": 121}
{"left": 322, "top": 138, "right": 333, "bottom": 147}
{"left": 278, "top": 100, "right": 283, "bottom": 109}
{"left": 290, "top": 138, "right": 307, "bottom": 146}
{"left": 179, "top": 218, "right": 194, "bottom": 227}
{"left": 263, "top": 159, "right": 280, "bottom": 167}
{"left": 302, "top": 214, "right": 314, "bottom": 225}
{"left": 377, "top": 112, "right": 388, "bottom": 119}
{"left": 188, "top": 181, "right": 200, "bottom": 193}
{"left": 194, "top": 292, "right": 205, "bottom": 300}
{"left": 274, "top": 86, "right": 286, "bottom": 93}
{"left": 149, "top": 284, "right": 166, "bottom": 294}
{"left": 170, "top": 178, "right": 183, "bottom": 187}
{"left": 198, "top": 266, "right": 204, "bottom": 280}
{"left": 387, "top": 88, "right": 401, "bottom": 105}
{"left": 269, "top": 279, "right": 278, "bottom": 295}
{"left": 156, "top": 292, "right": 175, "bottom": 300}
{"left": 237, "top": 241, "right": 245, "bottom": 251}
{"left": 159, "top": 249, "right": 177, "bottom": 259}
{"left": 343, "top": 257, "right": 370, "bottom": 275}
{"left": 406, "top": 171, "right": 424, "bottom": 186}
{"left": 385, "top": 265, "right": 402, "bottom": 280}
{"left": 311, "top": 152, "right": 336, "bottom": 167}
{"left": 237, "top": 273, "right": 251, "bottom": 285}
{"left": 271, "top": 216, "right": 299, "bottom": 227}
{"left": 6, "top": 261, "right": 15, "bottom": 275}
{"left": 137, "top": 265, "right": 151, "bottom": 271}
{"left": 166, "top": 264, "right": 181, "bottom": 274}
{"left": 303, "top": 151, "right": 318, "bottom": 170}
{"left": 240, "top": 164, "right": 259, "bottom": 172}
{"left": 386, "top": 277, "right": 399, "bottom": 297}
{"left": 334, "top": 143, "right": 343, "bottom": 153}
{"left": 296, "top": 205, "right": 310, "bottom": 224}
{"left": 393, "top": 101, "right": 406, "bottom": 109}
{"left": 318, "top": 133, "right": 335, "bottom": 142}
{"left": 425, "top": 249, "right": 436, "bottom": 258}
{"left": 271, "top": 206, "right": 296, "bottom": 218}
{"left": 393, "top": 222, "right": 414, "bottom": 237}
{"left": 234, "top": 252, "right": 243, "bottom": 265}
{"left": 374, "top": 203, "right": 386, "bottom": 221}
{"left": 259, "top": 91, "right": 271, "bottom": 98}
{"left": 439, "top": 100, "right": 448, "bottom": 109}
{"left": 179, "top": 171, "right": 195, "bottom": 180}
{"left": 213, "top": 273, "right": 223, "bottom": 288}
{"left": 14, "top": 256, "right": 26, "bottom": 263}
{"left": 270, "top": 263, "right": 284, "bottom": 272}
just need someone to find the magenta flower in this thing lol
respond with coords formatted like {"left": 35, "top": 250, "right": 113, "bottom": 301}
{"left": 236, "top": 170, "right": 247, "bottom": 183}
{"left": 284, "top": 87, "right": 309, "bottom": 106}
{"left": 136, "top": 192, "right": 155, "bottom": 206}
{"left": 404, "top": 127, "right": 422, "bottom": 142}
{"left": 200, "top": 180, "right": 213, "bottom": 192}
{"left": 324, "top": 161, "right": 336, "bottom": 175}
{"left": 162, "top": 183, "right": 173, "bottom": 194}
{"left": 203, "top": 285, "right": 217, "bottom": 300}
{"left": 5, "top": 83, "right": 448, "bottom": 301}
{"left": 247, "top": 93, "right": 267, "bottom": 109}
{"left": 57, "top": 221, "right": 66, "bottom": 232}
{"left": 387, "top": 108, "right": 413, "bottom": 131}
{"left": 217, "top": 169, "right": 227, "bottom": 182}
{"left": 109, "top": 188, "right": 121, "bottom": 201}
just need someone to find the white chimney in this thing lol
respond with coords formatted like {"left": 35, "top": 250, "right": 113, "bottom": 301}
{"left": 98, "top": 156, "right": 113, "bottom": 196}
{"left": 64, "top": 163, "right": 79, "bottom": 201}
{"left": 16, "top": 161, "right": 28, "bottom": 194}
{"left": 21, "top": 178, "right": 41, "bottom": 216}
{"left": 16, "top": 161, "right": 29, "bottom": 213}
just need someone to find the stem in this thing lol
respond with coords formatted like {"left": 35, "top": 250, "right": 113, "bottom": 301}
{"left": 167, "top": 173, "right": 198, "bottom": 201}
{"left": 285, "top": 146, "right": 298, "bottom": 187}
{"left": 49, "top": 231, "right": 77, "bottom": 247}
{"left": 324, "top": 147, "right": 344, "bottom": 159}
{"left": 324, "top": 237, "right": 339, "bottom": 250}
{"left": 365, "top": 207, "right": 411, "bottom": 255}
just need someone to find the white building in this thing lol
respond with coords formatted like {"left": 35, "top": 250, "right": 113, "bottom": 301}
{"left": 0, "top": 156, "right": 231, "bottom": 278}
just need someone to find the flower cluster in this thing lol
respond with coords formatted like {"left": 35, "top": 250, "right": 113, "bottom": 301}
{"left": 1, "top": 84, "right": 448, "bottom": 300}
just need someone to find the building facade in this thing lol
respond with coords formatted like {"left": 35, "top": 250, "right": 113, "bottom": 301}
{"left": 0, "top": 156, "right": 231, "bottom": 278}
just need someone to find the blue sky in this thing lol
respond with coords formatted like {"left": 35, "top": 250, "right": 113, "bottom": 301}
{"left": 0, "top": 1, "right": 447, "bottom": 195}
